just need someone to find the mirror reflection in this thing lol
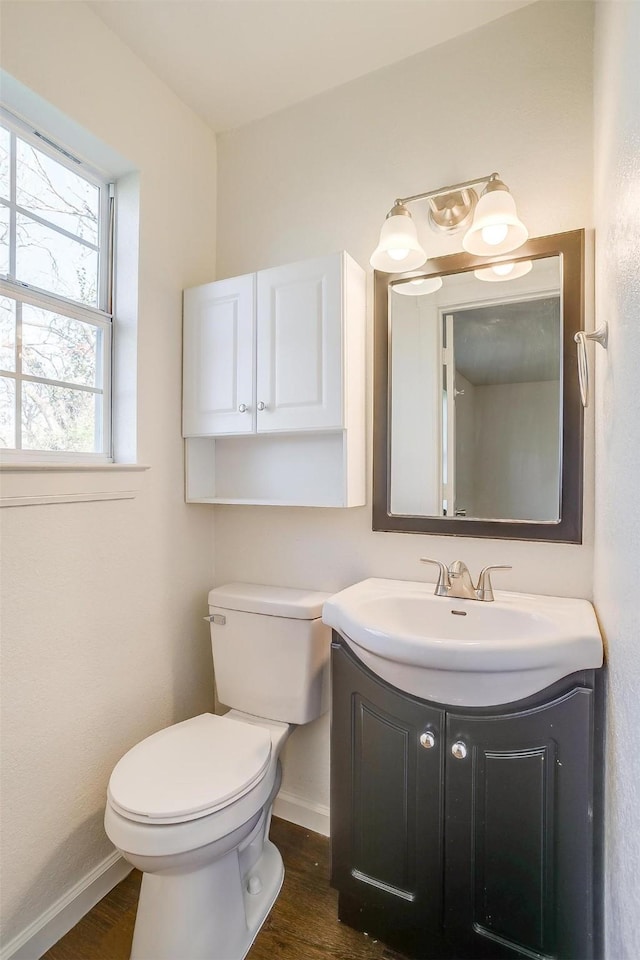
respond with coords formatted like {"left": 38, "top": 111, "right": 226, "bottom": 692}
{"left": 389, "top": 256, "right": 562, "bottom": 523}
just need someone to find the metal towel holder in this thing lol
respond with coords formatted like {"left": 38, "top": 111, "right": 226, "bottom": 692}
{"left": 574, "top": 324, "right": 608, "bottom": 408}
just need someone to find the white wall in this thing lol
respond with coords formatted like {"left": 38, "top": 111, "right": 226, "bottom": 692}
{"left": 593, "top": 3, "right": 640, "bottom": 957}
{"left": 0, "top": 2, "right": 217, "bottom": 949}
{"left": 389, "top": 293, "right": 441, "bottom": 516}
{"left": 453, "top": 372, "right": 476, "bottom": 516}
{"left": 472, "top": 380, "right": 560, "bottom": 521}
{"left": 215, "top": 2, "right": 594, "bottom": 811}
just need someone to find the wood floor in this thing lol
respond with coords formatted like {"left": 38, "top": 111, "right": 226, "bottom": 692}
{"left": 43, "top": 817, "right": 408, "bottom": 960}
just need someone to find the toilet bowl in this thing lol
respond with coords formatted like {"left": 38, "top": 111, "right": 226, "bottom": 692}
{"left": 105, "top": 711, "right": 290, "bottom": 960}
{"left": 104, "top": 583, "right": 331, "bottom": 960}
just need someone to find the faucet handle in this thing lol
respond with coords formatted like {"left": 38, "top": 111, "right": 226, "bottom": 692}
{"left": 419, "top": 558, "right": 451, "bottom": 597}
{"left": 475, "top": 565, "right": 512, "bottom": 602}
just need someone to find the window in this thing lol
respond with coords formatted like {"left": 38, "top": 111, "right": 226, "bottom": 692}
{"left": 0, "top": 109, "right": 114, "bottom": 461}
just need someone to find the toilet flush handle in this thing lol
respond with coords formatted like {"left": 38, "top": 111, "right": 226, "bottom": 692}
{"left": 203, "top": 614, "right": 226, "bottom": 625}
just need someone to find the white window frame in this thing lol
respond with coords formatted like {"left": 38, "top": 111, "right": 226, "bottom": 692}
{"left": 0, "top": 106, "right": 114, "bottom": 464}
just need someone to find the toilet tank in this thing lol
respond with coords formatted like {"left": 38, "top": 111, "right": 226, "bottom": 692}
{"left": 207, "top": 583, "right": 332, "bottom": 725}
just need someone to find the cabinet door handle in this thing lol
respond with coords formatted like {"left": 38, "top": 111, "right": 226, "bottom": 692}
{"left": 238, "top": 403, "right": 250, "bottom": 413}
{"left": 451, "top": 740, "right": 468, "bottom": 759}
{"left": 257, "top": 401, "right": 267, "bottom": 411}
{"left": 419, "top": 731, "right": 436, "bottom": 749}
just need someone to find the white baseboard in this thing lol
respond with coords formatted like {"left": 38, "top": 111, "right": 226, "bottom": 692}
{"left": 1, "top": 851, "right": 132, "bottom": 960}
{"left": 273, "top": 789, "right": 330, "bottom": 837}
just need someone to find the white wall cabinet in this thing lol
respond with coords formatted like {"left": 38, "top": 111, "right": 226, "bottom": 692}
{"left": 183, "top": 252, "right": 365, "bottom": 507}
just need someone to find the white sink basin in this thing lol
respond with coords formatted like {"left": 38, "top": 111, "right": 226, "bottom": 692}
{"left": 322, "top": 578, "right": 603, "bottom": 706}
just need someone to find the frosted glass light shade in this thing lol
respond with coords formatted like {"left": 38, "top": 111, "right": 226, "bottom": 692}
{"left": 463, "top": 188, "right": 528, "bottom": 256}
{"left": 474, "top": 260, "right": 533, "bottom": 282}
{"left": 370, "top": 212, "right": 427, "bottom": 272}
{"left": 392, "top": 276, "right": 443, "bottom": 296}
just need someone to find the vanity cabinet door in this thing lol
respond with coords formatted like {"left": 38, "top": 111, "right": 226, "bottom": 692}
{"left": 331, "top": 640, "right": 447, "bottom": 959}
{"left": 444, "top": 686, "right": 595, "bottom": 960}
{"left": 256, "top": 253, "right": 344, "bottom": 433}
{"left": 183, "top": 274, "right": 256, "bottom": 436}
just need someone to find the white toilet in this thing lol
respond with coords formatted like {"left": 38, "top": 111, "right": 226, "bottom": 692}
{"left": 104, "top": 582, "right": 331, "bottom": 960}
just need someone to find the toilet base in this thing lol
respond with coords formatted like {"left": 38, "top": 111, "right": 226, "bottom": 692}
{"left": 130, "top": 838, "right": 284, "bottom": 960}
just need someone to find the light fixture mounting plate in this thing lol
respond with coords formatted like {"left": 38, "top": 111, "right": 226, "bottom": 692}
{"left": 427, "top": 188, "right": 478, "bottom": 235}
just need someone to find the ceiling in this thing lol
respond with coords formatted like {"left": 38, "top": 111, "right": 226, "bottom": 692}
{"left": 453, "top": 297, "right": 561, "bottom": 386}
{"left": 89, "top": 0, "right": 535, "bottom": 132}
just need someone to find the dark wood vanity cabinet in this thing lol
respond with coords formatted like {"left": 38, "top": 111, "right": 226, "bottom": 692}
{"left": 331, "top": 636, "right": 603, "bottom": 960}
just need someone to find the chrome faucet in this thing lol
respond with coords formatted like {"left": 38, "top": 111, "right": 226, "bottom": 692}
{"left": 420, "top": 558, "right": 512, "bottom": 602}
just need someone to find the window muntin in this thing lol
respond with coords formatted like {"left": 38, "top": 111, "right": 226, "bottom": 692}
{"left": 0, "top": 110, "right": 113, "bottom": 460}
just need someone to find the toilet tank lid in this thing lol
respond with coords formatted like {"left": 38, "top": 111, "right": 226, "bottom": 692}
{"left": 208, "top": 582, "right": 331, "bottom": 619}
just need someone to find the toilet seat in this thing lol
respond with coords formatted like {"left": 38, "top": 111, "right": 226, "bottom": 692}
{"left": 107, "top": 714, "right": 272, "bottom": 824}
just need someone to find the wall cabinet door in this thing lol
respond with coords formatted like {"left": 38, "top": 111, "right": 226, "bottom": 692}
{"left": 183, "top": 274, "right": 255, "bottom": 436}
{"left": 256, "top": 254, "right": 344, "bottom": 432}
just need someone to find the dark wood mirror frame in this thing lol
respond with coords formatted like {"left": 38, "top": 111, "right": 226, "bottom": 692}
{"left": 373, "top": 229, "right": 585, "bottom": 542}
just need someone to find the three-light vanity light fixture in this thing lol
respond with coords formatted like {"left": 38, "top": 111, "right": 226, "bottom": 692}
{"left": 371, "top": 172, "right": 530, "bottom": 290}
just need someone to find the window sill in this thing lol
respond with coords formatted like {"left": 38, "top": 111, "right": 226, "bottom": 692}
{"left": 0, "top": 462, "right": 150, "bottom": 507}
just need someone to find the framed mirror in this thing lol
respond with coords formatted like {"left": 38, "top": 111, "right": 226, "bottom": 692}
{"left": 373, "top": 230, "right": 585, "bottom": 542}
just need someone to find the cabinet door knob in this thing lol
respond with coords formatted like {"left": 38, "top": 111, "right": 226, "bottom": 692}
{"left": 238, "top": 403, "right": 249, "bottom": 413}
{"left": 419, "top": 731, "right": 436, "bottom": 749}
{"left": 257, "top": 401, "right": 267, "bottom": 411}
{"left": 451, "top": 740, "right": 468, "bottom": 760}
